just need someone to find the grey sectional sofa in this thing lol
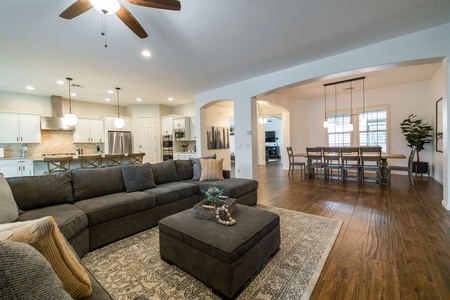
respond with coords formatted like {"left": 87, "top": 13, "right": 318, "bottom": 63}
{"left": 6, "top": 159, "right": 258, "bottom": 259}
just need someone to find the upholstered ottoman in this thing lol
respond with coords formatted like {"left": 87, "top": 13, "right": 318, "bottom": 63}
{"left": 159, "top": 204, "right": 280, "bottom": 299}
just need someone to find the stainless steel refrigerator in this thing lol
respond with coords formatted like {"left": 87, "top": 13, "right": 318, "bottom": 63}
{"left": 108, "top": 131, "right": 132, "bottom": 154}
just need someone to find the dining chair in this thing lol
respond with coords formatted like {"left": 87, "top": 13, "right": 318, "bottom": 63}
{"left": 105, "top": 154, "right": 125, "bottom": 167}
{"left": 340, "top": 147, "right": 362, "bottom": 183}
{"left": 360, "top": 146, "right": 382, "bottom": 185}
{"left": 44, "top": 156, "right": 73, "bottom": 174}
{"left": 129, "top": 152, "right": 146, "bottom": 164}
{"left": 322, "top": 147, "right": 341, "bottom": 180}
{"left": 306, "top": 147, "right": 324, "bottom": 178}
{"left": 78, "top": 154, "right": 102, "bottom": 169}
{"left": 388, "top": 146, "right": 416, "bottom": 186}
{"left": 286, "top": 147, "right": 306, "bottom": 175}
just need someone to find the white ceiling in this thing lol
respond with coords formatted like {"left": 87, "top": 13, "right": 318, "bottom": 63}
{"left": 1, "top": 0, "right": 449, "bottom": 106}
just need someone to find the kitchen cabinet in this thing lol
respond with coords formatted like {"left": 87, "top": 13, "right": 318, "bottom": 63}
{"left": 173, "top": 152, "right": 197, "bottom": 160}
{"left": 161, "top": 116, "right": 174, "bottom": 135}
{"left": 0, "top": 113, "right": 41, "bottom": 143}
{"left": 105, "top": 116, "right": 131, "bottom": 131}
{"left": 74, "top": 119, "right": 104, "bottom": 143}
{"left": 173, "top": 117, "right": 189, "bottom": 129}
{"left": 0, "top": 159, "right": 33, "bottom": 177}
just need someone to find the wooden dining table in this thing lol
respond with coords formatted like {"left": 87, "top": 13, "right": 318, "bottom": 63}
{"left": 293, "top": 152, "right": 406, "bottom": 185}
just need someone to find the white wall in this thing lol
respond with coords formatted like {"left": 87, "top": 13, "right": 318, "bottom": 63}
{"left": 195, "top": 22, "right": 450, "bottom": 208}
{"left": 172, "top": 102, "right": 195, "bottom": 117}
{"left": 431, "top": 64, "right": 446, "bottom": 184}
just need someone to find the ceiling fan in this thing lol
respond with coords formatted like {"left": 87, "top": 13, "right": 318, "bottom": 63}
{"left": 59, "top": 0, "right": 181, "bottom": 39}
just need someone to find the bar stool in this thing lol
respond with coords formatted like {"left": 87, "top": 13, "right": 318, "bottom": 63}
{"left": 105, "top": 154, "right": 124, "bottom": 167}
{"left": 79, "top": 154, "right": 102, "bottom": 169}
{"left": 44, "top": 156, "right": 73, "bottom": 174}
{"left": 128, "top": 153, "right": 145, "bottom": 164}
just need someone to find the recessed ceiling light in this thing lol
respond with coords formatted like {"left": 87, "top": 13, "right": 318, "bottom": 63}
{"left": 142, "top": 50, "right": 151, "bottom": 57}
{"left": 136, "top": 98, "right": 142, "bottom": 102}
{"left": 56, "top": 80, "right": 64, "bottom": 85}
{"left": 107, "top": 90, "right": 114, "bottom": 94}
{"left": 105, "top": 98, "right": 111, "bottom": 102}
{"left": 168, "top": 97, "right": 173, "bottom": 101}
{"left": 26, "top": 86, "right": 34, "bottom": 90}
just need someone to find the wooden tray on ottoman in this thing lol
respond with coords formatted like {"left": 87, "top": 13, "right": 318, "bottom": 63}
{"left": 159, "top": 204, "right": 280, "bottom": 299}
{"left": 194, "top": 198, "right": 236, "bottom": 220}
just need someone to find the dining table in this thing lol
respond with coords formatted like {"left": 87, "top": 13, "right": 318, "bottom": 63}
{"left": 293, "top": 151, "right": 406, "bottom": 185}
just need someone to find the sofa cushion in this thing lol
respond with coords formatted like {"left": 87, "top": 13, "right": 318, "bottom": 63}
{"left": 199, "top": 158, "right": 224, "bottom": 181}
{"left": 174, "top": 159, "right": 193, "bottom": 181}
{"left": 16, "top": 204, "right": 88, "bottom": 241}
{"left": 151, "top": 159, "right": 178, "bottom": 185}
{"left": 0, "top": 173, "right": 19, "bottom": 224}
{"left": 191, "top": 178, "right": 259, "bottom": 199}
{"left": 144, "top": 182, "right": 199, "bottom": 206}
{"left": 7, "top": 173, "right": 74, "bottom": 210}
{"left": 0, "top": 217, "right": 93, "bottom": 299}
{"left": 0, "top": 240, "right": 73, "bottom": 300}
{"left": 71, "top": 166, "right": 125, "bottom": 201}
{"left": 121, "top": 163, "right": 156, "bottom": 192}
{"left": 190, "top": 154, "right": 216, "bottom": 181}
{"left": 74, "top": 192, "right": 156, "bottom": 226}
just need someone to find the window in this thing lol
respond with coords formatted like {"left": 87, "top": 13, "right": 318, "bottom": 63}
{"left": 327, "top": 113, "right": 352, "bottom": 147}
{"left": 359, "top": 109, "right": 387, "bottom": 152}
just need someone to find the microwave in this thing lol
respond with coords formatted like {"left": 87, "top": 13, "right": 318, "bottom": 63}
{"left": 174, "top": 129, "right": 186, "bottom": 140}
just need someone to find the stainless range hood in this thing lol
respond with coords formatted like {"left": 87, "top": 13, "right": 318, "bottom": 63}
{"left": 41, "top": 95, "right": 76, "bottom": 131}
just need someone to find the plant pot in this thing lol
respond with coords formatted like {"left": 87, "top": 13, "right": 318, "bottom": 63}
{"left": 194, "top": 198, "right": 236, "bottom": 220}
{"left": 413, "top": 161, "right": 429, "bottom": 174}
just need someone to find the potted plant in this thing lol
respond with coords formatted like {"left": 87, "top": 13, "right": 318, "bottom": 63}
{"left": 400, "top": 114, "right": 433, "bottom": 174}
{"left": 194, "top": 185, "right": 236, "bottom": 220}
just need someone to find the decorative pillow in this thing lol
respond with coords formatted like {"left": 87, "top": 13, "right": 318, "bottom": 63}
{"left": 121, "top": 163, "right": 156, "bottom": 192}
{"left": 0, "top": 216, "right": 93, "bottom": 299}
{"left": 0, "top": 173, "right": 19, "bottom": 224}
{"left": 190, "top": 154, "right": 216, "bottom": 181}
{"left": 150, "top": 159, "right": 178, "bottom": 185}
{"left": 7, "top": 173, "right": 74, "bottom": 210}
{"left": 0, "top": 240, "right": 73, "bottom": 300}
{"left": 199, "top": 158, "right": 224, "bottom": 181}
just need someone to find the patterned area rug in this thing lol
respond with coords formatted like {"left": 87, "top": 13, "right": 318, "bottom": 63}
{"left": 82, "top": 205, "right": 342, "bottom": 300}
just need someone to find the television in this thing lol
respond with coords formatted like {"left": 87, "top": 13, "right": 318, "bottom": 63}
{"left": 265, "top": 131, "right": 276, "bottom": 143}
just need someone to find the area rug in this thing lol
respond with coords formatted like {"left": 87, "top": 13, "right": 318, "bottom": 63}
{"left": 82, "top": 205, "right": 342, "bottom": 300}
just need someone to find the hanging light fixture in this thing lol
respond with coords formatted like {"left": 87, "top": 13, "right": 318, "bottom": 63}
{"left": 323, "top": 86, "right": 328, "bottom": 128}
{"left": 114, "top": 87, "right": 125, "bottom": 128}
{"left": 89, "top": 0, "right": 120, "bottom": 15}
{"left": 348, "top": 81, "right": 354, "bottom": 132}
{"left": 257, "top": 103, "right": 267, "bottom": 124}
{"left": 64, "top": 77, "right": 77, "bottom": 126}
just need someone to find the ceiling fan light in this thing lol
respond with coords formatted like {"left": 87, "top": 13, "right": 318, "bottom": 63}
{"left": 114, "top": 117, "right": 124, "bottom": 129}
{"left": 64, "top": 113, "right": 78, "bottom": 126}
{"left": 89, "top": 0, "right": 120, "bottom": 14}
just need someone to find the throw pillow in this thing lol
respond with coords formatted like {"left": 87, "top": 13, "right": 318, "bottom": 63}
{"left": 150, "top": 159, "right": 178, "bottom": 185}
{"left": 199, "top": 158, "right": 224, "bottom": 181}
{"left": 0, "top": 240, "right": 73, "bottom": 300}
{"left": 122, "top": 163, "right": 157, "bottom": 192}
{"left": 0, "top": 216, "right": 93, "bottom": 299}
{"left": 0, "top": 173, "right": 19, "bottom": 224}
{"left": 190, "top": 154, "right": 216, "bottom": 181}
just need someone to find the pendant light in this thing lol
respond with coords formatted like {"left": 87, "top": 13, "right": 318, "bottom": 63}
{"left": 257, "top": 104, "right": 267, "bottom": 124}
{"left": 348, "top": 81, "right": 354, "bottom": 132}
{"left": 114, "top": 87, "right": 125, "bottom": 128}
{"left": 89, "top": 0, "right": 120, "bottom": 15}
{"left": 64, "top": 77, "right": 77, "bottom": 126}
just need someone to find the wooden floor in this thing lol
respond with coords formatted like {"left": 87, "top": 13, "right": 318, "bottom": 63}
{"left": 256, "top": 161, "right": 450, "bottom": 300}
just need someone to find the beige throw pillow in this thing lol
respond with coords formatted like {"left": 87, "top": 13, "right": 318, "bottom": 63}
{"left": 0, "top": 173, "right": 19, "bottom": 224}
{"left": 199, "top": 158, "right": 224, "bottom": 181}
{"left": 0, "top": 216, "right": 93, "bottom": 299}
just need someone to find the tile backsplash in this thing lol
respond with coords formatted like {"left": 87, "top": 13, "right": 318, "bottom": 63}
{"left": 1, "top": 131, "right": 102, "bottom": 158}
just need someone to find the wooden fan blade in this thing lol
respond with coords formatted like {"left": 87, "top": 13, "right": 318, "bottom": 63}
{"left": 59, "top": 0, "right": 93, "bottom": 19}
{"left": 123, "top": 0, "right": 181, "bottom": 11}
{"left": 116, "top": 5, "right": 148, "bottom": 39}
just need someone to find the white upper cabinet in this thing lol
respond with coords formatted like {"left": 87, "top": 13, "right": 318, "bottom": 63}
{"left": 161, "top": 116, "right": 174, "bottom": 135}
{"left": 74, "top": 119, "right": 104, "bottom": 143}
{"left": 173, "top": 117, "right": 189, "bottom": 129}
{"left": 0, "top": 113, "right": 41, "bottom": 143}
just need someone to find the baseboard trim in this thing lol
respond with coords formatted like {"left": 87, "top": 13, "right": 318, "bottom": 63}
{"left": 442, "top": 200, "right": 450, "bottom": 211}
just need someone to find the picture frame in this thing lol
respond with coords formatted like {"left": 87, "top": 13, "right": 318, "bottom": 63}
{"left": 436, "top": 97, "right": 443, "bottom": 153}
{"left": 207, "top": 126, "right": 230, "bottom": 149}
